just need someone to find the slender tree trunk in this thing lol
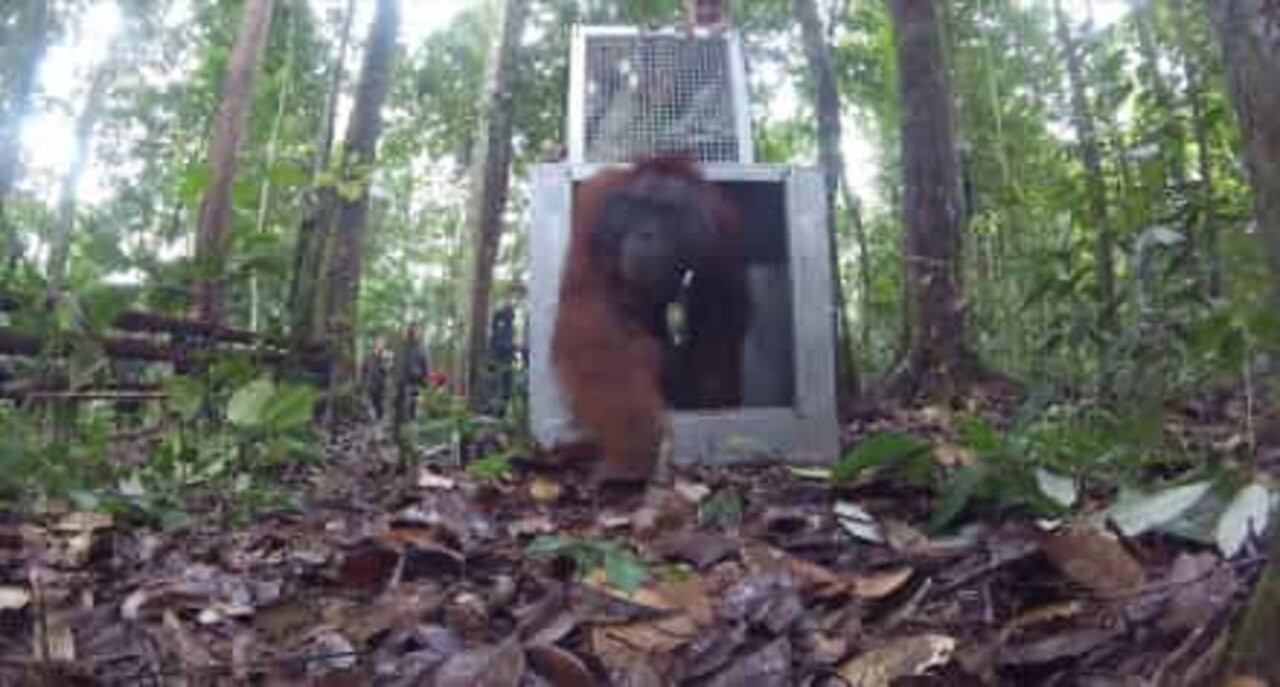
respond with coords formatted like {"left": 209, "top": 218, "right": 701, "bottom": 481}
{"left": 188, "top": 0, "right": 275, "bottom": 325}
{"left": 462, "top": 0, "right": 528, "bottom": 412}
{"left": 0, "top": 0, "right": 51, "bottom": 267}
{"left": 46, "top": 48, "right": 118, "bottom": 298}
{"left": 793, "top": 0, "right": 860, "bottom": 401}
{"left": 250, "top": 0, "right": 298, "bottom": 332}
{"left": 320, "top": 0, "right": 399, "bottom": 425}
{"left": 841, "top": 182, "right": 872, "bottom": 360}
{"left": 288, "top": 0, "right": 355, "bottom": 344}
{"left": 887, "top": 0, "right": 975, "bottom": 400}
{"left": 1054, "top": 0, "right": 1116, "bottom": 396}
{"left": 1174, "top": 0, "right": 1222, "bottom": 297}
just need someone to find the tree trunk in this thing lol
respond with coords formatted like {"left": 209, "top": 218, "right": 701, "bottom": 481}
{"left": 46, "top": 47, "right": 118, "bottom": 298}
{"left": 1054, "top": 0, "right": 1117, "bottom": 397}
{"left": 793, "top": 0, "right": 860, "bottom": 401}
{"left": 1174, "top": 0, "right": 1222, "bottom": 298}
{"left": 462, "top": 0, "right": 528, "bottom": 413}
{"left": 842, "top": 182, "right": 873, "bottom": 361}
{"left": 288, "top": 0, "right": 356, "bottom": 345}
{"left": 1204, "top": 0, "right": 1280, "bottom": 304}
{"left": 887, "top": 0, "right": 975, "bottom": 400}
{"left": 188, "top": 0, "right": 275, "bottom": 325}
{"left": 0, "top": 0, "right": 51, "bottom": 267}
{"left": 1205, "top": 5, "right": 1280, "bottom": 677}
{"left": 319, "top": 0, "right": 399, "bottom": 425}
{"left": 250, "top": 0, "right": 298, "bottom": 332}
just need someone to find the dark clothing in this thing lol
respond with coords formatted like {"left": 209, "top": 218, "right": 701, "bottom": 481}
{"left": 393, "top": 335, "right": 429, "bottom": 424}
{"left": 361, "top": 349, "right": 390, "bottom": 419}
{"left": 487, "top": 306, "right": 518, "bottom": 416}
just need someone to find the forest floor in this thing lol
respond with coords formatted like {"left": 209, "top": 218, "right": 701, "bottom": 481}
{"left": 1, "top": 388, "right": 1278, "bottom": 686}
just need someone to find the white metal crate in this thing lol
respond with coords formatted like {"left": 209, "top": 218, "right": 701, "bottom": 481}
{"left": 568, "top": 26, "right": 754, "bottom": 165}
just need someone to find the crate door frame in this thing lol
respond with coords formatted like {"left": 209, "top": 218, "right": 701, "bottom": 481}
{"left": 527, "top": 162, "right": 838, "bottom": 466}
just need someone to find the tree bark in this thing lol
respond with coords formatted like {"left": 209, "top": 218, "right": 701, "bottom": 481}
{"left": 250, "top": 0, "right": 298, "bottom": 333}
{"left": 462, "top": 0, "right": 528, "bottom": 413}
{"left": 0, "top": 0, "right": 51, "bottom": 267}
{"left": 793, "top": 0, "right": 860, "bottom": 401}
{"left": 288, "top": 0, "right": 356, "bottom": 345}
{"left": 46, "top": 46, "right": 118, "bottom": 298}
{"left": 188, "top": 0, "right": 275, "bottom": 325}
{"left": 1054, "top": 0, "right": 1117, "bottom": 396}
{"left": 319, "top": 0, "right": 399, "bottom": 425}
{"left": 1204, "top": 0, "right": 1280, "bottom": 304}
{"left": 1205, "top": 5, "right": 1280, "bottom": 677}
{"left": 887, "top": 0, "right": 975, "bottom": 400}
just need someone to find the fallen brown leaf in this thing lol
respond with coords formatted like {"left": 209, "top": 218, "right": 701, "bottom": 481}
{"left": 838, "top": 634, "right": 956, "bottom": 687}
{"left": 527, "top": 643, "right": 597, "bottom": 687}
{"left": 1041, "top": 525, "right": 1146, "bottom": 598}
{"left": 705, "top": 637, "right": 792, "bottom": 687}
{"left": 850, "top": 567, "right": 914, "bottom": 600}
{"left": 435, "top": 637, "right": 526, "bottom": 687}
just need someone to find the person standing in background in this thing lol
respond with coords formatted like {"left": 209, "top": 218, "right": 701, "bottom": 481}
{"left": 361, "top": 336, "right": 391, "bottom": 420}
{"left": 487, "top": 302, "right": 517, "bottom": 416}
{"left": 393, "top": 322, "right": 430, "bottom": 425}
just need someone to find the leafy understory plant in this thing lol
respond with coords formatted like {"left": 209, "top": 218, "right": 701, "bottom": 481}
{"left": 1097, "top": 477, "right": 1276, "bottom": 558}
{"left": 527, "top": 535, "right": 649, "bottom": 593}
{"left": 467, "top": 450, "right": 515, "bottom": 482}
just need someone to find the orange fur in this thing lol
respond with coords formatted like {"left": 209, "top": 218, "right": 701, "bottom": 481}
{"left": 551, "top": 157, "right": 746, "bottom": 483}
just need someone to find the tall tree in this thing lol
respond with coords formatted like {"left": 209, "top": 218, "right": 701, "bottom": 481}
{"left": 1208, "top": 3, "right": 1280, "bottom": 661}
{"left": 320, "top": 0, "right": 399, "bottom": 423}
{"left": 1205, "top": 0, "right": 1279, "bottom": 304}
{"left": 188, "top": 0, "right": 276, "bottom": 324}
{"left": 288, "top": 0, "right": 356, "bottom": 344}
{"left": 1054, "top": 0, "right": 1116, "bottom": 395}
{"left": 793, "top": 0, "right": 860, "bottom": 400}
{"left": 0, "top": 0, "right": 51, "bottom": 267}
{"left": 462, "top": 0, "right": 528, "bottom": 412}
{"left": 46, "top": 43, "right": 121, "bottom": 298}
{"left": 887, "top": 0, "right": 976, "bottom": 398}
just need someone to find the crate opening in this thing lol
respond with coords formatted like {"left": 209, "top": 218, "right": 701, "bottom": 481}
{"left": 567, "top": 177, "right": 796, "bottom": 412}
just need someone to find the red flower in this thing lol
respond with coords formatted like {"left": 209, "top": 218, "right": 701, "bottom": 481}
{"left": 428, "top": 371, "right": 448, "bottom": 388}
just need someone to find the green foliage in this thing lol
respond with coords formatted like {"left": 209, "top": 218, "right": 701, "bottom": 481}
{"left": 467, "top": 450, "right": 515, "bottom": 482}
{"left": 698, "top": 487, "right": 745, "bottom": 530}
{"left": 528, "top": 535, "right": 650, "bottom": 593}
{"left": 833, "top": 432, "right": 933, "bottom": 485}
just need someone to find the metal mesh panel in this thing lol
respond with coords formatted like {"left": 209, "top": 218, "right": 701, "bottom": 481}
{"left": 583, "top": 33, "right": 741, "bottom": 163}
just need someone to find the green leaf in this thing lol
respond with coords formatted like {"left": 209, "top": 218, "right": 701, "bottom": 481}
{"left": 526, "top": 535, "right": 569, "bottom": 558}
{"left": 603, "top": 547, "right": 648, "bottom": 593}
{"left": 1216, "top": 483, "right": 1273, "bottom": 558}
{"left": 958, "top": 417, "right": 1001, "bottom": 453}
{"left": 266, "top": 162, "right": 308, "bottom": 189}
{"left": 261, "top": 383, "right": 317, "bottom": 431}
{"left": 834, "top": 432, "right": 932, "bottom": 484}
{"left": 1101, "top": 480, "right": 1214, "bottom": 537}
{"left": 931, "top": 465, "right": 984, "bottom": 532}
{"left": 165, "top": 376, "right": 205, "bottom": 422}
{"left": 177, "top": 164, "right": 212, "bottom": 204}
{"left": 227, "top": 377, "right": 276, "bottom": 429}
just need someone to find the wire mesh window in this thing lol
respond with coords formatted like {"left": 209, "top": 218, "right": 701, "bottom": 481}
{"left": 582, "top": 33, "right": 744, "bottom": 164}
